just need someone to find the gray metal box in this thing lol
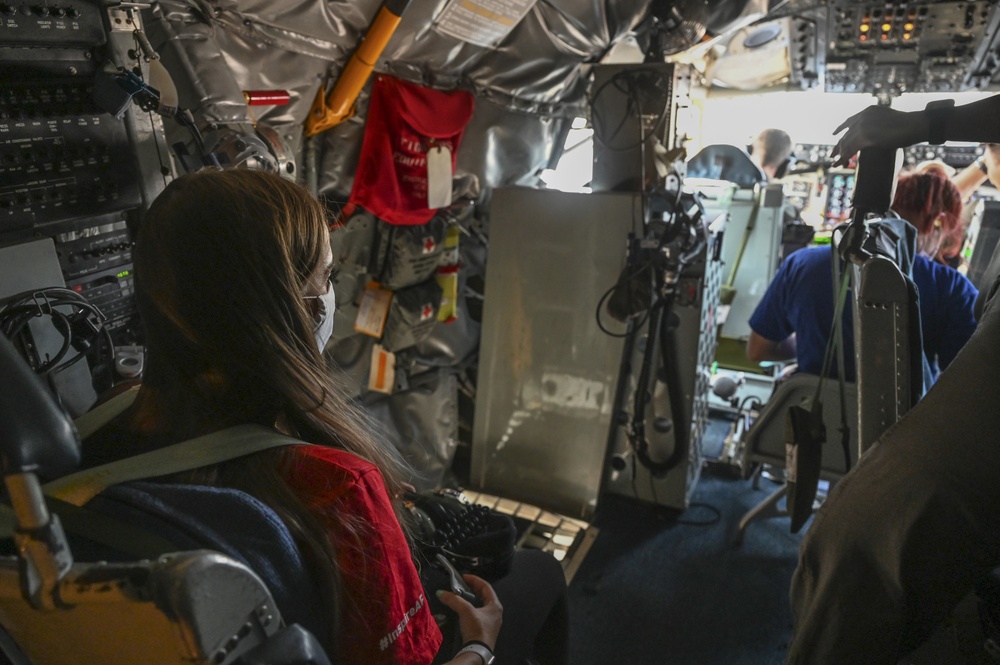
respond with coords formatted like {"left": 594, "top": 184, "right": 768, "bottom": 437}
{"left": 471, "top": 188, "right": 636, "bottom": 519}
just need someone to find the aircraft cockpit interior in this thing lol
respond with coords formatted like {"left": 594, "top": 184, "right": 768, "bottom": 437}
{"left": 3, "top": 0, "right": 1000, "bottom": 663}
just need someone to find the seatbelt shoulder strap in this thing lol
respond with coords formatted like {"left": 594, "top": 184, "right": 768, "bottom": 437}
{"left": 45, "top": 424, "right": 305, "bottom": 507}
{"left": 74, "top": 385, "right": 140, "bottom": 440}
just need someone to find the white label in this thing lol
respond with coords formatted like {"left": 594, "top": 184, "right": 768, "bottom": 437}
{"left": 433, "top": 0, "right": 537, "bottom": 47}
{"left": 785, "top": 443, "right": 798, "bottom": 483}
{"left": 426, "top": 144, "right": 452, "bottom": 209}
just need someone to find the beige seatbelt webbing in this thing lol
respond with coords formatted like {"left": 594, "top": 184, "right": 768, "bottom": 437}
{"left": 73, "top": 385, "right": 141, "bottom": 441}
{"left": 47, "top": 399, "right": 304, "bottom": 506}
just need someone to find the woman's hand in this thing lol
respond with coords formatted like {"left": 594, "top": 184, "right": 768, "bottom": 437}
{"left": 832, "top": 106, "right": 930, "bottom": 167}
{"left": 436, "top": 574, "right": 503, "bottom": 651}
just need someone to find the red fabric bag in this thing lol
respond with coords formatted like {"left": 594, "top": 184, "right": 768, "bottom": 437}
{"left": 348, "top": 76, "right": 475, "bottom": 226}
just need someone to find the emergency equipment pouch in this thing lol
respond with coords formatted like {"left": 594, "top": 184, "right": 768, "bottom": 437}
{"left": 347, "top": 76, "right": 474, "bottom": 226}
{"left": 380, "top": 279, "right": 443, "bottom": 352}
{"left": 376, "top": 215, "right": 449, "bottom": 290}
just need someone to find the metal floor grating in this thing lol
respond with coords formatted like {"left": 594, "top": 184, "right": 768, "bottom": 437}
{"left": 463, "top": 491, "right": 598, "bottom": 584}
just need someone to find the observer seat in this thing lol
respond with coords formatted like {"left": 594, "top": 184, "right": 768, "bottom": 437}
{"left": 735, "top": 371, "right": 858, "bottom": 543}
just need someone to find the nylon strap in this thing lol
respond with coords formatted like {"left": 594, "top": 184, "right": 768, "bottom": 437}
{"left": 831, "top": 247, "right": 852, "bottom": 472}
{"left": 73, "top": 385, "right": 140, "bottom": 441}
{"left": 810, "top": 239, "right": 853, "bottom": 473}
{"left": 46, "top": 396, "right": 304, "bottom": 506}
{"left": 814, "top": 246, "right": 852, "bottom": 410}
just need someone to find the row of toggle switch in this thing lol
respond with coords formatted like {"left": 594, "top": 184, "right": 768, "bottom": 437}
{"left": 1, "top": 143, "right": 109, "bottom": 165}
{"left": 0, "top": 3, "right": 80, "bottom": 17}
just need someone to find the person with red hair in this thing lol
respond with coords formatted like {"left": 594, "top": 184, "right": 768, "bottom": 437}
{"left": 893, "top": 169, "right": 964, "bottom": 263}
{"left": 913, "top": 146, "right": 1000, "bottom": 267}
{"left": 746, "top": 170, "right": 978, "bottom": 381}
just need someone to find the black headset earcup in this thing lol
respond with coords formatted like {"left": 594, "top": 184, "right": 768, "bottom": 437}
{"left": 775, "top": 156, "right": 793, "bottom": 179}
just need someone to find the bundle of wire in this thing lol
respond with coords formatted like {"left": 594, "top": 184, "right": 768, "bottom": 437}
{"left": 0, "top": 287, "right": 115, "bottom": 393}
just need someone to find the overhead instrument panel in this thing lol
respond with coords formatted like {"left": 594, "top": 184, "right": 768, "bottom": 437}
{"left": 824, "top": 0, "right": 999, "bottom": 99}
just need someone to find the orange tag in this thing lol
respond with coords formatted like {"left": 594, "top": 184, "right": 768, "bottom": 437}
{"left": 368, "top": 344, "right": 396, "bottom": 394}
{"left": 355, "top": 281, "right": 393, "bottom": 338}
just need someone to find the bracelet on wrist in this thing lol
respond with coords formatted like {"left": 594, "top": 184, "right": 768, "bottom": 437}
{"left": 977, "top": 157, "right": 989, "bottom": 175}
{"left": 457, "top": 641, "right": 495, "bottom": 665}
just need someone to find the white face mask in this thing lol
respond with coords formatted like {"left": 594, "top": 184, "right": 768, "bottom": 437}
{"left": 308, "top": 284, "right": 337, "bottom": 352}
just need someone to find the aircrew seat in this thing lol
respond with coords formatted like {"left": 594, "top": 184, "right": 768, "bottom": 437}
{"left": 0, "top": 333, "right": 331, "bottom": 665}
{"left": 735, "top": 372, "right": 858, "bottom": 543}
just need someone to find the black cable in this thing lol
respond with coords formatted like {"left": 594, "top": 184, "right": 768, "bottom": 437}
{"left": 619, "top": 188, "right": 708, "bottom": 478}
{"left": 595, "top": 261, "right": 654, "bottom": 337}
{"left": 591, "top": 69, "right": 673, "bottom": 153}
{"left": 5, "top": 307, "right": 73, "bottom": 372}
{"left": 628, "top": 299, "right": 681, "bottom": 477}
{"left": 0, "top": 287, "right": 116, "bottom": 390}
{"left": 737, "top": 394, "right": 762, "bottom": 414}
{"left": 676, "top": 502, "right": 722, "bottom": 527}
{"left": 648, "top": 304, "right": 689, "bottom": 474}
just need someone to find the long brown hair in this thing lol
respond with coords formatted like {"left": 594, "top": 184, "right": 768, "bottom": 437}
{"left": 131, "top": 168, "right": 408, "bottom": 652}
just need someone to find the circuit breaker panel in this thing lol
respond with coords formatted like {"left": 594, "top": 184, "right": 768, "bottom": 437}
{"left": 0, "top": 1, "right": 171, "bottom": 412}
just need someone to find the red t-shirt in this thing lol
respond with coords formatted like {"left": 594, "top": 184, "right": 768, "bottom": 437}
{"left": 282, "top": 445, "right": 442, "bottom": 665}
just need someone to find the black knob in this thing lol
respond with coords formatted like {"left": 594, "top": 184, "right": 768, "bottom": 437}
{"left": 53, "top": 6, "right": 65, "bottom": 16}
{"left": 33, "top": 5, "right": 50, "bottom": 16}
{"left": 67, "top": 6, "right": 78, "bottom": 17}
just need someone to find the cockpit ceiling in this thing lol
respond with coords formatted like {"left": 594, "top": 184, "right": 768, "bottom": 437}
{"left": 158, "top": 0, "right": 654, "bottom": 120}
{"left": 774, "top": 0, "right": 1000, "bottom": 99}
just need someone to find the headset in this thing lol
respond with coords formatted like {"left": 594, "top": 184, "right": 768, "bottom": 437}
{"left": 0, "top": 288, "right": 116, "bottom": 400}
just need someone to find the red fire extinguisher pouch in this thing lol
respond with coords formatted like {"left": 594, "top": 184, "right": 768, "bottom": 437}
{"left": 348, "top": 76, "right": 475, "bottom": 226}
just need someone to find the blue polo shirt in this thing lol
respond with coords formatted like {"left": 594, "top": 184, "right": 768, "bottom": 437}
{"left": 748, "top": 245, "right": 979, "bottom": 381}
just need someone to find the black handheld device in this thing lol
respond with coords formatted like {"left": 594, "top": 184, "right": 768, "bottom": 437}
{"left": 435, "top": 553, "right": 479, "bottom": 607}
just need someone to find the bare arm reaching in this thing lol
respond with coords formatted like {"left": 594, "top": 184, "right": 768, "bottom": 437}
{"left": 832, "top": 96, "right": 1000, "bottom": 166}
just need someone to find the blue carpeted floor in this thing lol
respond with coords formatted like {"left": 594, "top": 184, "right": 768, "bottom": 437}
{"left": 567, "top": 461, "right": 805, "bottom": 665}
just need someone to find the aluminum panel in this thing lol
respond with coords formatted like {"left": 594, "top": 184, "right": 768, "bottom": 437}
{"left": 708, "top": 186, "right": 786, "bottom": 340}
{"left": 471, "top": 188, "right": 635, "bottom": 519}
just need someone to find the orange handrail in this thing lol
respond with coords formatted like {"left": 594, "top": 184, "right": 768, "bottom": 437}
{"left": 305, "top": 0, "right": 411, "bottom": 137}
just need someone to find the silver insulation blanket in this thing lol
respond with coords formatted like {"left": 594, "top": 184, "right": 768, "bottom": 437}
{"left": 140, "top": 0, "right": 654, "bottom": 484}
{"left": 146, "top": 0, "right": 653, "bottom": 187}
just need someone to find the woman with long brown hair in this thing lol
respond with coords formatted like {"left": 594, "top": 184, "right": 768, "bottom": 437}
{"left": 82, "top": 168, "right": 501, "bottom": 665}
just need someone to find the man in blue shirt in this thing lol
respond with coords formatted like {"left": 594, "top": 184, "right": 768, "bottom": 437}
{"left": 746, "top": 171, "right": 978, "bottom": 381}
